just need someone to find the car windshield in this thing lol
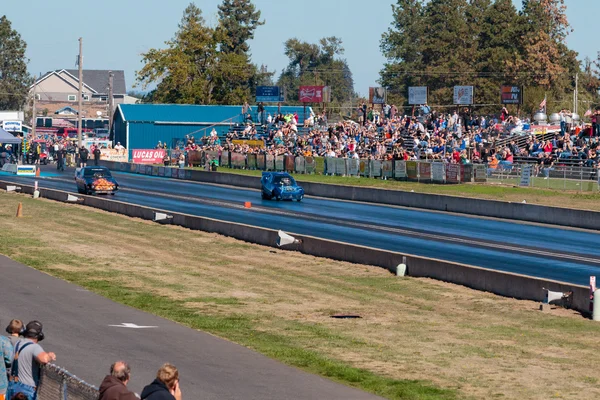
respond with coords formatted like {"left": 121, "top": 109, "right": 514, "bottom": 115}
{"left": 273, "top": 175, "right": 295, "bottom": 186}
{"left": 84, "top": 169, "right": 111, "bottom": 178}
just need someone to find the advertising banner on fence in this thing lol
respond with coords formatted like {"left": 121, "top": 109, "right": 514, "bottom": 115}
{"left": 265, "top": 154, "right": 274, "bottom": 170}
{"left": 474, "top": 164, "right": 487, "bottom": 182}
{"left": 284, "top": 155, "right": 295, "bottom": 171}
{"left": 99, "top": 149, "right": 128, "bottom": 162}
{"left": 501, "top": 86, "right": 523, "bottom": 105}
{"left": 347, "top": 159, "right": 359, "bottom": 176}
{"left": 418, "top": 162, "right": 432, "bottom": 181}
{"left": 394, "top": 160, "right": 407, "bottom": 179}
{"left": 256, "top": 154, "right": 266, "bottom": 170}
{"left": 359, "top": 159, "right": 369, "bottom": 176}
{"left": 446, "top": 164, "right": 460, "bottom": 183}
{"left": 406, "top": 161, "right": 418, "bottom": 181}
{"left": 369, "top": 87, "right": 387, "bottom": 104}
{"left": 132, "top": 149, "right": 165, "bottom": 164}
{"left": 299, "top": 86, "right": 330, "bottom": 103}
{"left": 408, "top": 87, "right": 428, "bottom": 105}
{"left": 247, "top": 153, "right": 257, "bottom": 169}
{"left": 371, "top": 160, "right": 382, "bottom": 177}
{"left": 382, "top": 160, "right": 393, "bottom": 178}
{"left": 295, "top": 157, "right": 305, "bottom": 173}
{"left": 305, "top": 156, "right": 316, "bottom": 174}
{"left": 461, "top": 164, "right": 473, "bottom": 183}
{"left": 431, "top": 162, "right": 445, "bottom": 182}
{"left": 231, "top": 152, "right": 245, "bottom": 168}
{"left": 232, "top": 139, "right": 265, "bottom": 148}
{"left": 453, "top": 86, "right": 474, "bottom": 105}
{"left": 275, "top": 155, "right": 284, "bottom": 171}
{"left": 256, "top": 86, "right": 283, "bottom": 103}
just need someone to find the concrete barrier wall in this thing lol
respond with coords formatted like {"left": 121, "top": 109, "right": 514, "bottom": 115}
{"left": 98, "top": 160, "right": 600, "bottom": 230}
{"left": 0, "top": 179, "right": 590, "bottom": 314}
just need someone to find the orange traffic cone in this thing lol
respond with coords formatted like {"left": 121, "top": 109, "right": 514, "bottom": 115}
{"left": 244, "top": 202, "right": 252, "bottom": 208}
{"left": 16, "top": 202, "right": 23, "bottom": 217}
{"left": 35, "top": 168, "right": 40, "bottom": 177}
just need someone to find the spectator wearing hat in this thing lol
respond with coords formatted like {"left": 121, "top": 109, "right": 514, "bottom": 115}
{"left": 98, "top": 361, "right": 138, "bottom": 400}
{"left": 6, "top": 321, "right": 56, "bottom": 400}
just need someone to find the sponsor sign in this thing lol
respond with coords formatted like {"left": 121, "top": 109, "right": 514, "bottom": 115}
{"left": 305, "top": 156, "right": 316, "bottom": 174}
{"left": 431, "top": 162, "right": 445, "bottom": 182}
{"left": 453, "top": 86, "right": 474, "bottom": 105}
{"left": 16, "top": 165, "right": 36, "bottom": 176}
{"left": 275, "top": 155, "right": 284, "bottom": 171}
{"left": 418, "top": 162, "right": 432, "bottom": 181}
{"left": 461, "top": 164, "right": 473, "bottom": 183}
{"left": 132, "top": 149, "right": 166, "bottom": 164}
{"left": 520, "top": 164, "right": 532, "bottom": 187}
{"left": 295, "top": 156, "right": 305, "bottom": 173}
{"left": 266, "top": 154, "right": 275, "bottom": 170}
{"left": 232, "top": 139, "right": 265, "bottom": 148}
{"left": 408, "top": 87, "right": 428, "bottom": 105}
{"left": 100, "top": 149, "right": 128, "bottom": 162}
{"left": 382, "top": 160, "right": 393, "bottom": 178}
{"left": 474, "top": 164, "right": 487, "bottom": 182}
{"left": 247, "top": 153, "right": 257, "bottom": 169}
{"left": 347, "top": 158, "right": 359, "bottom": 176}
{"left": 394, "top": 160, "right": 407, "bottom": 179}
{"left": 371, "top": 160, "right": 382, "bottom": 177}
{"left": 446, "top": 164, "right": 460, "bottom": 183}
{"left": 3, "top": 120, "right": 22, "bottom": 132}
{"left": 501, "top": 85, "right": 523, "bottom": 105}
{"left": 256, "top": 86, "right": 283, "bottom": 103}
{"left": 284, "top": 155, "right": 295, "bottom": 172}
{"left": 359, "top": 159, "right": 369, "bottom": 177}
{"left": 406, "top": 161, "right": 418, "bottom": 181}
{"left": 231, "top": 152, "right": 245, "bottom": 168}
{"left": 299, "top": 86, "right": 330, "bottom": 103}
{"left": 369, "top": 87, "right": 386, "bottom": 105}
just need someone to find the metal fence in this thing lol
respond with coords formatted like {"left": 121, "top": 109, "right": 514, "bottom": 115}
{"left": 37, "top": 364, "right": 99, "bottom": 400}
{"left": 488, "top": 164, "right": 599, "bottom": 192}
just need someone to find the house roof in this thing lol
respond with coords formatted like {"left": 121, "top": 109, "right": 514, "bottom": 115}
{"left": 55, "top": 106, "right": 79, "bottom": 115}
{"left": 63, "top": 70, "right": 126, "bottom": 94}
{"left": 34, "top": 69, "right": 126, "bottom": 95}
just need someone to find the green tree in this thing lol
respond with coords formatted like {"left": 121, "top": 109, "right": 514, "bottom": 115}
{"left": 0, "top": 15, "right": 32, "bottom": 110}
{"left": 216, "top": 0, "right": 264, "bottom": 55}
{"left": 277, "top": 37, "right": 355, "bottom": 109}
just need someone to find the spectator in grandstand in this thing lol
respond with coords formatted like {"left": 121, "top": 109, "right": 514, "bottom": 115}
{"left": 5, "top": 320, "right": 24, "bottom": 348}
{"left": 1, "top": 323, "right": 13, "bottom": 400}
{"left": 98, "top": 361, "right": 138, "bottom": 400}
{"left": 6, "top": 321, "right": 56, "bottom": 400}
{"left": 141, "top": 363, "right": 182, "bottom": 400}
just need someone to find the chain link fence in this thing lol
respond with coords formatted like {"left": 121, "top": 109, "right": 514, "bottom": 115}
{"left": 36, "top": 363, "right": 99, "bottom": 400}
{"left": 487, "top": 164, "right": 599, "bottom": 192}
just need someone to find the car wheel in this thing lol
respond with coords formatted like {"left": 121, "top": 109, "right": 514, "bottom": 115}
{"left": 296, "top": 197, "right": 303, "bottom": 202}
{"left": 261, "top": 192, "right": 268, "bottom": 200}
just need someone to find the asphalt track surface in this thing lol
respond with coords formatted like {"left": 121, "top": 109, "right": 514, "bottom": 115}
{"left": 1, "top": 167, "right": 599, "bottom": 286}
{"left": 0, "top": 256, "right": 380, "bottom": 399}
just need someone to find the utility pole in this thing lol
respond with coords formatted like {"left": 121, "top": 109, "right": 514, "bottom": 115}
{"left": 574, "top": 73, "right": 579, "bottom": 115}
{"left": 108, "top": 71, "right": 114, "bottom": 138}
{"left": 31, "top": 75, "right": 37, "bottom": 138}
{"left": 77, "top": 37, "right": 83, "bottom": 149}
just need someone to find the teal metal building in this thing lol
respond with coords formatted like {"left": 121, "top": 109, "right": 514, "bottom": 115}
{"left": 112, "top": 104, "right": 311, "bottom": 156}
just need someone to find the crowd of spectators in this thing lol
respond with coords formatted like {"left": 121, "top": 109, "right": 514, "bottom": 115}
{"left": 0, "top": 318, "right": 182, "bottom": 400}
{"left": 170, "top": 103, "right": 599, "bottom": 176}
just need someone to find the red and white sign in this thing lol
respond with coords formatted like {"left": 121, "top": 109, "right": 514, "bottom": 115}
{"left": 299, "top": 86, "right": 325, "bottom": 103}
{"left": 132, "top": 149, "right": 166, "bottom": 164}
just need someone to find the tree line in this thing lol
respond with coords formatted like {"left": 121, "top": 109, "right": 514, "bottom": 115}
{"left": 1, "top": 0, "right": 599, "bottom": 116}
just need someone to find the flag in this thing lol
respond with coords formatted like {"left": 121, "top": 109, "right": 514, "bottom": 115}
{"left": 539, "top": 97, "right": 546, "bottom": 110}
{"left": 584, "top": 109, "right": 592, "bottom": 117}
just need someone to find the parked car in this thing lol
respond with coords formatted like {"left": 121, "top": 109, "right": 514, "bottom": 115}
{"left": 261, "top": 172, "right": 304, "bottom": 201}
{"left": 75, "top": 166, "right": 119, "bottom": 195}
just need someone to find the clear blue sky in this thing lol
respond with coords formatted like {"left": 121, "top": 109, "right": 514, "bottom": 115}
{"left": 2, "top": 0, "right": 597, "bottom": 97}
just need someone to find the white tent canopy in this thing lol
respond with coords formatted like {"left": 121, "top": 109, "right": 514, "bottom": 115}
{"left": 0, "top": 128, "right": 21, "bottom": 144}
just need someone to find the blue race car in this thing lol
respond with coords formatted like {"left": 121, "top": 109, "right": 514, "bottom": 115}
{"left": 261, "top": 172, "right": 304, "bottom": 201}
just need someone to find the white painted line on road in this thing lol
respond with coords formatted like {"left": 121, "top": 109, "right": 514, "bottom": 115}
{"left": 109, "top": 323, "right": 158, "bottom": 329}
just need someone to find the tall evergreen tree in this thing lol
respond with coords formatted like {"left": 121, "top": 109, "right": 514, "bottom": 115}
{"left": 0, "top": 15, "right": 32, "bottom": 110}
{"left": 216, "top": 0, "right": 264, "bottom": 55}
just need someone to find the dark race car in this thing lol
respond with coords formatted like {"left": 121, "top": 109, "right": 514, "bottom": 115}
{"left": 75, "top": 166, "right": 119, "bottom": 195}
{"left": 261, "top": 172, "right": 304, "bottom": 201}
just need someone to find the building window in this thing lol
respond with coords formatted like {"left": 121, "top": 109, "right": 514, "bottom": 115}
{"left": 83, "top": 94, "right": 90, "bottom": 101}
{"left": 68, "top": 94, "right": 77, "bottom": 102}
{"left": 100, "top": 96, "right": 108, "bottom": 102}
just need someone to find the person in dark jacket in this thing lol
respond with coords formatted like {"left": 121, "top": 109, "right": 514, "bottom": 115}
{"left": 93, "top": 146, "right": 101, "bottom": 166}
{"left": 141, "top": 363, "right": 181, "bottom": 400}
{"left": 98, "top": 361, "right": 138, "bottom": 400}
{"left": 79, "top": 146, "right": 89, "bottom": 168}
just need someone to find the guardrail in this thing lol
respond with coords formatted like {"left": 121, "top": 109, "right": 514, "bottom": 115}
{"left": 38, "top": 363, "right": 98, "bottom": 400}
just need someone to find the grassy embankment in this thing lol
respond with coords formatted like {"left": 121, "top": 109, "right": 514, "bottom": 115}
{"left": 1, "top": 192, "right": 600, "bottom": 399}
